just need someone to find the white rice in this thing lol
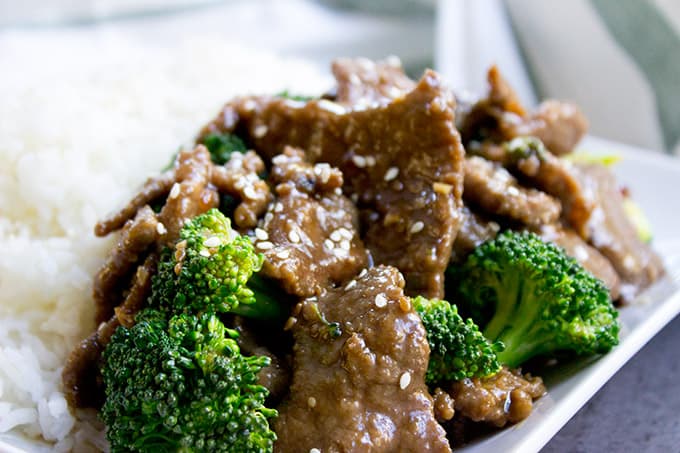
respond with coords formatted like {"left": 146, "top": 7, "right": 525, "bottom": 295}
{"left": 0, "top": 32, "right": 329, "bottom": 451}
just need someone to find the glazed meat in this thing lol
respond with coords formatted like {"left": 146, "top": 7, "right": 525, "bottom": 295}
{"left": 463, "top": 156, "right": 561, "bottom": 228}
{"left": 211, "top": 150, "right": 272, "bottom": 229}
{"left": 449, "top": 366, "right": 546, "bottom": 428}
{"left": 538, "top": 224, "right": 621, "bottom": 300}
{"left": 201, "top": 69, "right": 465, "bottom": 298}
{"left": 256, "top": 147, "right": 368, "bottom": 297}
{"left": 274, "top": 266, "right": 451, "bottom": 452}
{"left": 332, "top": 56, "right": 416, "bottom": 107}
{"left": 460, "top": 65, "right": 588, "bottom": 156}
{"left": 92, "top": 206, "right": 160, "bottom": 324}
{"left": 450, "top": 206, "right": 500, "bottom": 263}
{"left": 577, "top": 163, "right": 664, "bottom": 301}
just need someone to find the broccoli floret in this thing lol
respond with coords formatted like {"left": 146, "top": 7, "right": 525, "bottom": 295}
{"left": 201, "top": 132, "right": 247, "bottom": 165}
{"left": 450, "top": 230, "right": 619, "bottom": 368}
{"left": 412, "top": 296, "right": 501, "bottom": 385}
{"left": 151, "top": 209, "right": 284, "bottom": 320}
{"left": 102, "top": 308, "right": 276, "bottom": 452}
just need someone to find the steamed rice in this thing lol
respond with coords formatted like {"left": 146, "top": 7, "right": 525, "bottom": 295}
{"left": 0, "top": 32, "right": 329, "bottom": 451}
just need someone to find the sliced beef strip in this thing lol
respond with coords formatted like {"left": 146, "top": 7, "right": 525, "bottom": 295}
{"left": 211, "top": 150, "right": 272, "bottom": 229}
{"left": 577, "top": 163, "right": 664, "bottom": 301}
{"left": 469, "top": 138, "right": 594, "bottom": 237}
{"left": 274, "top": 266, "right": 451, "bottom": 452}
{"left": 332, "top": 56, "right": 415, "bottom": 107}
{"left": 460, "top": 65, "right": 587, "bottom": 156}
{"left": 255, "top": 147, "right": 368, "bottom": 298}
{"left": 449, "top": 366, "right": 546, "bottom": 428}
{"left": 450, "top": 206, "right": 500, "bottom": 263}
{"left": 463, "top": 156, "right": 561, "bottom": 228}
{"left": 157, "top": 145, "right": 219, "bottom": 244}
{"left": 95, "top": 172, "right": 175, "bottom": 237}
{"left": 93, "top": 206, "right": 160, "bottom": 324}
{"left": 201, "top": 70, "right": 465, "bottom": 298}
{"left": 537, "top": 224, "right": 621, "bottom": 301}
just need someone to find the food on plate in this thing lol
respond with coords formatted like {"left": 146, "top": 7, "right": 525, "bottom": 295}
{"left": 2, "top": 52, "right": 663, "bottom": 451}
{"left": 451, "top": 230, "right": 620, "bottom": 369}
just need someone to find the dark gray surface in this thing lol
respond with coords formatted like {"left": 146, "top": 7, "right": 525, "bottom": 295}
{"left": 542, "top": 314, "right": 680, "bottom": 452}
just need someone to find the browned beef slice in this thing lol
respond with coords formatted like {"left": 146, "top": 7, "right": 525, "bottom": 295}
{"left": 274, "top": 266, "right": 451, "bottom": 452}
{"left": 93, "top": 206, "right": 160, "bottom": 324}
{"left": 450, "top": 206, "right": 500, "bottom": 263}
{"left": 211, "top": 150, "right": 272, "bottom": 229}
{"left": 201, "top": 70, "right": 465, "bottom": 298}
{"left": 158, "top": 145, "right": 219, "bottom": 243}
{"left": 332, "top": 56, "right": 415, "bottom": 107}
{"left": 577, "top": 164, "right": 664, "bottom": 301}
{"left": 62, "top": 316, "right": 120, "bottom": 409}
{"left": 255, "top": 147, "right": 368, "bottom": 297}
{"left": 460, "top": 65, "right": 587, "bottom": 156}
{"left": 449, "top": 366, "right": 546, "bottom": 428}
{"left": 463, "top": 156, "right": 561, "bottom": 227}
{"left": 538, "top": 224, "right": 621, "bottom": 300}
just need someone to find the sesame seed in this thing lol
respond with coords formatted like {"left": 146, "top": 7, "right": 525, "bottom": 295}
{"left": 169, "top": 183, "right": 180, "bottom": 199}
{"left": 333, "top": 248, "right": 349, "bottom": 258}
{"left": 255, "top": 228, "right": 269, "bottom": 241}
{"left": 310, "top": 449, "right": 321, "bottom": 453}
{"left": 351, "top": 193, "right": 359, "bottom": 203}
{"left": 334, "top": 187, "right": 342, "bottom": 195}
{"left": 359, "top": 269, "right": 367, "bottom": 277}
{"left": 156, "top": 223, "right": 167, "bottom": 235}
{"left": 352, "top": 155, "right": 367, "bottom": 168}
{"left": 274, "top": 202, "right": 284, "bottom": 213}
{"left": 284, "top": 316, "right": 297, "bottom": 330}
{"left": 272, "top": 154, "right": 287, "bottom": 165}
{"left": 253, "top": 125, "right": 268, "bottom": 138}
{"left": 203, "top": 236, "right": 221, "bottom": 248}
{"left": 199, "top": 249, "right": 211, "bottom": 257}
{"left": 288, "top": 229, "right": 301, "bottom": 243}
{"left": 432, "top": 182, "right": 453, "bottom": 195}
{"left": 276, "top": 249, "right": 290, "bottom": 259}
{"left": 410, "top": 221, "right": 425, "bottom": 234}
{"left": 507, "top": 186, "right": 520, "bottom": 196}
{"left": 330, "top": 230, "right": 342, "bottom": 242}
{"left": 307, "top": 397, "right": 317, "bottom": 408}
{"left": 384, "top": 167, "right": 399, "bottom": 181}
{"left": 242, "top": 99, "right": 256, "bottom": 111}
{"left": 317, "top": 99, "right": 346, "bottom": 115}
{"left": 324, "top": 239, "right": 335, "bottom": 250}
{"left": 340, "top": 239, "right": 351, "bottom": 251}
{"left": 264, "top": 212, "right": 274, "bottom": 224}
{"left": 256, "top": 241, "right": 274, "bottom": 250}
{"left": 399, "top": 372, "right": 411, "bottom": 389}
{"left": 345, "top": 280, "right": 357, "bottom": 290}
{"left": 375, "top": 294, "right": 388, "bottom": 308}
{"left": 338, "top": 227, "right": 353, "bottom": 239}
{"left": 365, "top": 156, "right": 376, "bottom": 167}
{"left": 243, "top": 186, "right": 257, "bottom": 200}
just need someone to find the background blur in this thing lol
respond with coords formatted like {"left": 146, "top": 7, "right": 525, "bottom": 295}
{"left": 2, "top": 0, "right": 679, "bottom": 154}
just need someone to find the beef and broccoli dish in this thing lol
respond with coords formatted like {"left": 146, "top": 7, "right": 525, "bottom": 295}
{"left": 62, "top": 57, "right": 663, "bottom": 452}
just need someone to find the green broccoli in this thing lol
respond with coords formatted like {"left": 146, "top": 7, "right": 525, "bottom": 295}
{"left": 201, "top": 132, "right": 247, "bottom": 165}
{"left": 102, "top": 309, "right": 277, "bottom": 452}
{"left": 412, "top": 296, "right": 501, "bottom": 385}
{"left": 150, "top": 209, "right": 284, "bottom": 320}
{"left": 450, "top": 230, "right": 619, "bottom": 368}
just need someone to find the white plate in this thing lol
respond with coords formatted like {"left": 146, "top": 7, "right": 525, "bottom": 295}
{"left": 1, "top": 136, "right": 679, "bottom": 452}
{"left": 459, "top": 135, "right": 680, "bottom": 453}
